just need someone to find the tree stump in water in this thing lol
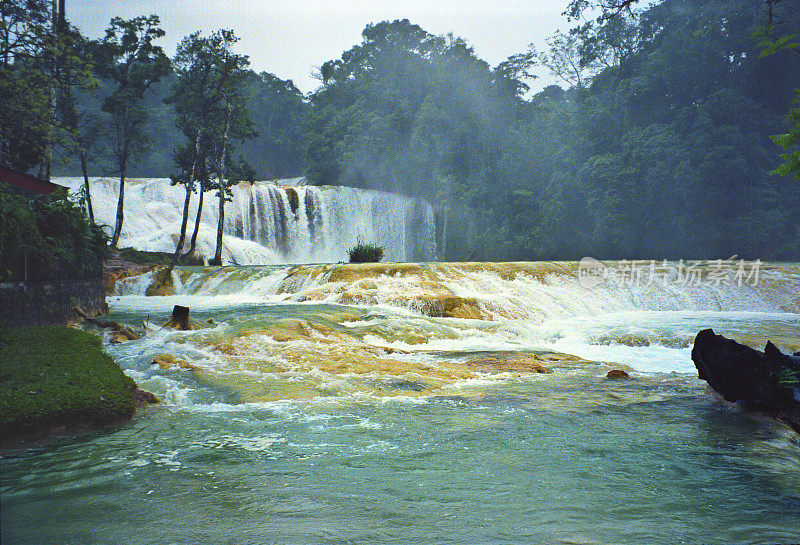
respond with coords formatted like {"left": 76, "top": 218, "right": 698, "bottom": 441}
{"left": 166, "top": 305, "right": 191, "bottom": 330}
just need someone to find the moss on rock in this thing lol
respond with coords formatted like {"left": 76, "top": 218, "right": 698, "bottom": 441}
{"left": 145, "top": 267, "right": 175, "bottom": 296}
{"left": 0, "top": 326, "right": 138, "bottom": 437}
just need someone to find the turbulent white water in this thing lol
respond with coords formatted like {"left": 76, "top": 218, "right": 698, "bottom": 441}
{"left": 56, "top": 177, "right": 438, "bottom": 264}
{"left": 6, "top": 260, "right": 800, "bottom": 544}
{"left": 8, "top": 178, "right": 800, "bottom": 545}
{"left": 124, "top": 261, "right": 800, "bottom": 315}
{"left": 110, "top": 261, "right": 800, "bottom": 376}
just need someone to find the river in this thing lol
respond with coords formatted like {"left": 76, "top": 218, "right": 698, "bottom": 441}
{"left": 2, "top": 261, "right": 799, "bottom": 544}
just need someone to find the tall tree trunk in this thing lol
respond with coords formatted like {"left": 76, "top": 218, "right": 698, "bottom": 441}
{"left": 80, "top": 151, "right": 94, "bottom": 223}
{"left": 184, "top": 183, "right": 204, "bottom": 259}
{"left": 37, "top": 85, "right": 54, "bottom": 183}
{"left": 173, "top": 180, "right": 194, "bottom": 261}
{"left": 212, "top": 102, "right": 232, "bottom": 266}
{"left": 38, "top": 0, "right": 60, "bottom": 183}
{"left": 36, "top": 155, "right": 51, "bottom": 183}
{"left": 172, "top": 118, "right": 204, "bottom": 264}
{"left": 111, "top": 164, "right": 126, "bottom": 247}
{"left": 57, "top": 0, "right": 65, "bottom": 32}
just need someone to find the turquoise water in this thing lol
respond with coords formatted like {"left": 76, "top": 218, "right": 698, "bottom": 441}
{"left": 3, "top": 264, "right": 800, "bottom": 544}
{"left": 3, "top": 381, "right": 800, "bottom": 544}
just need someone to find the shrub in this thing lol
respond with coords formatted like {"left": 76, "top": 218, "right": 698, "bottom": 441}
{"left": 0, "top": 184, "right": 109, "bottom": 281}
{"left": 348, "top": 242, "right": 384, "bottom": 263}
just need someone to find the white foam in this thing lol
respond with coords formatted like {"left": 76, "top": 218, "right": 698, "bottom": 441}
{"left": 101, "top": 261, "right": 799, "bottom": 406}
{"left": 56, "top": 177, "right": 438, "bottom": 264}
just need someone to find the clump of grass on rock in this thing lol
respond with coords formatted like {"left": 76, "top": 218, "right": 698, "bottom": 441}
{"left": 349, "top": 242, "right": 384, "bottom": 263}
{"left": 0, "top": 326, "right": 138, "bottom": 437}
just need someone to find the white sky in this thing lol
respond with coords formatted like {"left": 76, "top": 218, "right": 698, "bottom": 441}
{"left": 68, "top": 0, "right": 570, "bottom": 95}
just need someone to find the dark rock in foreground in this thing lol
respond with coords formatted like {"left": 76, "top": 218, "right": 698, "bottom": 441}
{"left": 134, "top": 388, "right": 160, "bottom": 405}
{"left": 691, "top": 328, "right": 800, "bottom": 433}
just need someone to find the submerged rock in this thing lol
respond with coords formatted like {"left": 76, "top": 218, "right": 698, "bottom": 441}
{"left": 466, "top": 354, "right": 552, "bottom": 373}
{"left": 145, "top": 267, "right": 175, "bottom": 296}
{"left": 151, "top": 353, "right": 195, "bottom": 370}
{"left": 377, "top": 379, "right": 428, "bottom": 392}
{"left": 691, "top": 328, "right": 800, "bottom": 433}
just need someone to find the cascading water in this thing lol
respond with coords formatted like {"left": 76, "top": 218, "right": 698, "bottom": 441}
{"left": 56, "top": 177, "right": 438, "bottom": 264}
{"left": 120, "top": 261, "right": 800, "bottom": 319}
{"left": 5, "top": 259, "right": 800, "bottom": 544}
{"left": 11, "top": 180, "right": 800, "bottom": 544}
{"left": 114, "top": 260, "right": 800, "bottom": 373}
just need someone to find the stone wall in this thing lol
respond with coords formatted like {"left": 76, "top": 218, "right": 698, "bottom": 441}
{"left": 0, "top": 278, "right": 107, "bottom": 327}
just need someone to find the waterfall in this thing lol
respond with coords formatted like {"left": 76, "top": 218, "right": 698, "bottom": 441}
{"left": 56, "top": 178, "right": 439, "bottom": 264}
{"left": 121, "top": 261, "right": 800, "bottom": 320}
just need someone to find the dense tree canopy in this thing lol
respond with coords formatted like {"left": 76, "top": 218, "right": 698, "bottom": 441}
{"left": 1, "top": 0, "right": 94, "bottom": 175}
{"left": 300, "top": 1, "right": 799, "bottom": 260}
{"left": 38, "top": 0, "right": 800, "bottom": 261}
{"left": 0, "top": 185, "right": 108, "bottom": 281}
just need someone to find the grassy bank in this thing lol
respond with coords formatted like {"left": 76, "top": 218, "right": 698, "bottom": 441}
{"left": 0, "top": 326, "right": 137, "bottom": 437}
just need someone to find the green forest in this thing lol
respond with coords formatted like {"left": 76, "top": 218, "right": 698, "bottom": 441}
{"left": 3, "top": 0, "right": 799, "bottom": 262}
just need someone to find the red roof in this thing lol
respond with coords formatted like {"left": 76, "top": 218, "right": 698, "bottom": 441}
{"left": 0, "top": 166, "right": 64, "bottom": 194}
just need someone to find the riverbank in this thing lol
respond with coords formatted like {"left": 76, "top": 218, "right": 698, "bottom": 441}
{"left": 0, "top": 326, "right": 154, "bottom": 441}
